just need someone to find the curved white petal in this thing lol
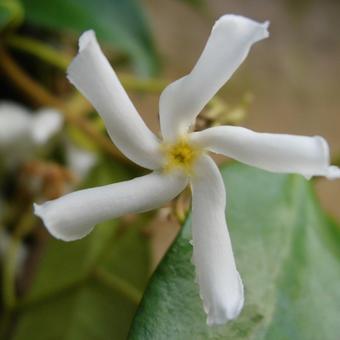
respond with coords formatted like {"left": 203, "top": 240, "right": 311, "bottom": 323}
{"left": 67, "top": 30, "right": 162, "bottom": 170}
{"left": 191, "top": 155, "right": 244, "bottom": 325}
{"left": 31, "top": 109, "right": 63, "bottom": 145}
{"left": 159, "top": 15, "right": 269, "bottom": 141}
{"left": 191, "top": 126, "right": 340, "bottom": 179}
{"left": 34, "top": 171, "right": 187, "bottom": 242}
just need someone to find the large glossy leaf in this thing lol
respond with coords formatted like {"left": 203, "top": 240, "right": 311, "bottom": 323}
{"left": 129, "top": 163, "right": 340, "bottom": 339}
{"left": 21, "top": 0, "right": 158, "bottom": 75}
{"left": 12, "top": 160, "right": 150, "bottom": 340}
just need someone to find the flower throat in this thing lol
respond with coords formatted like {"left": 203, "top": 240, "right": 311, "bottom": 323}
{"left": 162, "top": 138, "right": 201, "bottom": 175}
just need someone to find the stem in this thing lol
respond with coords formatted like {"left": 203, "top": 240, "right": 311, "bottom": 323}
{"left": 6, "top": 35, "right": 71, "bottom": 70}
{"left": 2, "top": 240, "right": 19, "bottom": 310}
{"left": 6, "top": 35, "right": 168, "bottom": 93}
{"left": 0, "top": 46, "right": 61, "bottom": 108}
{"left": 0, "top": 46, "right": 132, "bottom": 164}
{"left": 93, "top": 267, "right": 142, "bottom": 305}
{"left": 1, "top": 211, "right": 35, "bottom": 310}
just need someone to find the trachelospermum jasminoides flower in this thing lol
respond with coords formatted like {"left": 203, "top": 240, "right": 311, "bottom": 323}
{"left": 0, "top": 101, "right": 96, "bottom": 179}
{"left": 34, "top": 15, "right": 340, "bottom": 325}
{"left": 0, "top": 102, "right": 62, "bottom": 167}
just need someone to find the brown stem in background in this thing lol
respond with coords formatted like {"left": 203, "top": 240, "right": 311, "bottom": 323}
{"left": 0, "top": 46, "right": 61, "bottom": 107}
{"left": 5, "top": 34, "right": 168, "bottom": 93}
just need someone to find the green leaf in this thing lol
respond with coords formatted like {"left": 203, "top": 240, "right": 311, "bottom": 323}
{"left": 129, "top": 163, "right": 340, "bottom": 339}
{"left": 0, "top": 0, "right": 24, "bottom": 30}
{"left": 12, "top": 161, "right": 150, "bottom": 340}
{"left": 13, "top": 223, "right": 150, "bottom": 340}
{"left": 21, "top": 0, "right": 158, "bottom": 75}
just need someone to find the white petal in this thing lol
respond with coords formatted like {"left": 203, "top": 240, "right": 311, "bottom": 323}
{"left": 159, "top": 15, "right": 269, "bottom": 141}
{"left": 66, "top": 143, "right": 97, "bottom": 179}
{"left": 67, "top": 30, "right": 162, "bottom": 170}
{"left": 191, "top": 126, "right": 340, "bottom": 179}
{"left": 31, "top": 108, "right": 63, "bottom": 145}
{"left": 191, "top": 155, "right": 244, "bottom": 325}
{"left": 34, "top": 171, "right": 187, "bottom": 241}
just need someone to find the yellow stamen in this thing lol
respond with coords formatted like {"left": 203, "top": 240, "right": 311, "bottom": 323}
{"left": 161, "top": 138, "right": 201, "bottom": 175}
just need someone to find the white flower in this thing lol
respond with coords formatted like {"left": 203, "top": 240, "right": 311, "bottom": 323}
{"left": 0, "top": 102, "right": 63, "bottom": 166}
{"left": 33, "top": 15, "right": 340, "bottom": 325}
{"left": 0, "top": 101, "right": 96, "bottom": 179}
{"left": 65, "top": 143, "right": 97, "bottom": 180}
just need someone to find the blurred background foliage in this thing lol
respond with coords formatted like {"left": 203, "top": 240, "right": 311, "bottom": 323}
{"left": 0, "top": 0, "right": 339, "bottom": 339}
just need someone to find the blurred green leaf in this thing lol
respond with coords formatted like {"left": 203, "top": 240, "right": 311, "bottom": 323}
{"left": 129, "top": 163, "right": 340, "bottom": 339}
{"left": 0, "top": 5, "right": 11, "bottom": 28}
{"left": 12, "top": 161, "right": 150, "bottom": 340}
{"left": 20, "top": 0, "right": 158, "bottom": 75}
{"left": 13, "top": 223, "right": 150, "bottom": 340}
{"left": 0, "top": 0, "right": 24, "bottom": 30}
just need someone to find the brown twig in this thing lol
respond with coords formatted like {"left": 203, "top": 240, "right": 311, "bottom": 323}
{"left": 0, "top": 46, "right": 61, "bottom": 108}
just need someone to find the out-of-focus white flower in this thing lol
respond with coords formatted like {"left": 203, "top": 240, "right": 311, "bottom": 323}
{"left": 0, "top": 102, "right": 96, "bottom": 179}
{"left": 33, "top": 15, "right": 340, "bottom": 325}
{"left": 0, "top": 102, "right": 63, "bottom": 166}
{"left": 0, "top": 102, "right": 33, "bottom": 165}
{"left": 31, "top": 108, "right": 63, "bottom": 145}
{"left": 0, "top": 102, "right": 31, "bottom": 148}
{"left": 66, "top": 143, "right": 96, "bottom": 180}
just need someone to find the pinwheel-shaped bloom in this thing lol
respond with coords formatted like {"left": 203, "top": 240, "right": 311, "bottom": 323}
{"left": 34, "top": 15, "right": 340, "bottom": 325}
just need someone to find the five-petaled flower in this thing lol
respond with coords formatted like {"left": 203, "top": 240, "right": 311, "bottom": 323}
{"left": 34, "top": 15, "right": 340, "bottom": 325}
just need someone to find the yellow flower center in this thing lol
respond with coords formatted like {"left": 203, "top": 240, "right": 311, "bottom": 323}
{"left": 161, "top": 138, "right": 201, "bottom": 175}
